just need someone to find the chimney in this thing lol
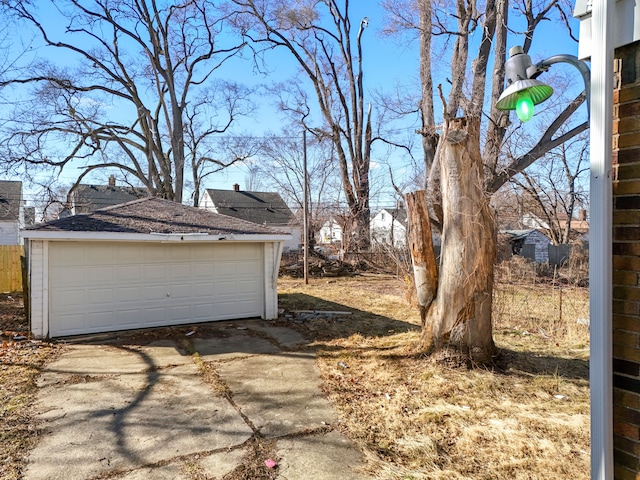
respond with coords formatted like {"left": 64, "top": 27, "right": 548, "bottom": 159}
{"left": 108, "top": 175, "right": 116, "bottom": 187}
{"left": 579, "top": 209, "right": 587, "bottom": 221}
{"left": 233, "top": 183, "right": 240, "bottom": 192}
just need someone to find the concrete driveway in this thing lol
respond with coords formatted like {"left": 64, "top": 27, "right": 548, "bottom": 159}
{"left": 25, "top": 321, "right": 368, "bottom": 480}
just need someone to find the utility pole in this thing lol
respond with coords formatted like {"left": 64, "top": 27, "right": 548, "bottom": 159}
{"left": 303, "top": 130, "right": 309, "bottom": 285}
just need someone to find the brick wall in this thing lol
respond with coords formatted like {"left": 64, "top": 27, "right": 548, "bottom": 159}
{"left": 613, "top": 40, "right": 640, "bottom": 480}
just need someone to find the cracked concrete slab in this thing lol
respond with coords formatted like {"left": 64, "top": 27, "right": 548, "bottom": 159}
{"left": 215, "top": 352, "right": 336, "bottom": 437}
{"left": 25, "top": 349, "right": 252, "bottom": 480}
{"left": 24, "top": 323, "right": 371, "bottom": 480}
{"left": 193, "top": 332, "right": 280, "bottom": 360}
{"left": 198, "top": 447, "right": 248, "bottom": 478}
{"left": 113, "top": 464, "right": 187, "bottom": 480}
{"left": 276, "top": 430, "right": 368, "bottom": 480}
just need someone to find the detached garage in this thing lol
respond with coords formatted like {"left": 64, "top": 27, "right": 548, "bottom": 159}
{"left": 22, "top": 198, "right": 290, "bottom": 338}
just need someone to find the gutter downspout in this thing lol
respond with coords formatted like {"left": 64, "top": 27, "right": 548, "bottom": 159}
{"left": 589, "top": 0, "right": 614, "bottom": 478}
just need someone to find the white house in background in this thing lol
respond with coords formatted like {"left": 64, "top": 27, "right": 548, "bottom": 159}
{"left": 200, "top": 184, "right": 302, "bottom": 252}
{"left": 501, "top": 229, "right": 551, "bottom": 264}
{"left": 0, "top": 180, "right": 26, "bottom": 245}
{"left": 317, "top": 218, "right": 343, "bottom": 244}
{"left": 522, "top": 212, "right": 550, "bottom": 230}
{"left": 370, "top": 207, "right": 408, "bottom": 248}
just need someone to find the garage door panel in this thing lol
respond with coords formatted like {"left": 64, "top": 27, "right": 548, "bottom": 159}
{"left": 192, "top": 262, "right": 215, "bottom": 276}
{"left": 116, "top": 265, "right": 141, "bottom": 281}
{"left": 50, "top": 287, "right": 85, "bottom": 309}
{"left": 86, "top": 265, "right": 114, "bottom": 283}
{"left": 170, "top": 283, "right": 193, "bottom": 298}
{"left": 142, "top": 285, "right": 168, "bottom": 301}
{"left": 216, "top": 279, "right": 257, "bottom": 295}
{"left": 50, "top": 245, "right": 80, "bottom": 267}
{"left": 116, "top": 286, "right": 142, "bottom": 302}
{"left": 52, "top": 266, "right": 80, "bottom": 285}
{"left": 49, "top": 242, "right": 264, "bottom": 337}
{"left": 237, "top": 261, "right": 262, "bottom": 275}
{"left": 143, "top": 264, "right": 166, "bottom": 279}
{"left": 189, "top": 282, "right": 213, "bottom": 297}
{"left": 143, "top": 246, "right": 168, "bottom": 261}
{"left": 88, "top": 288, "right": 113, "bottom": 304}
{"left": 116, "top": 245, "right": 144, "bottom": 262}
{"left": 170, "top": 264, "right": 192, "bottom": 279}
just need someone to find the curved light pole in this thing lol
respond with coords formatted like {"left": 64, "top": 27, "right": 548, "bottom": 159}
{"left": 496, "top": 46, "right": 591, "bottom": 122}
{"left": 497, "top": 28, "right": 614, "bottom": 479}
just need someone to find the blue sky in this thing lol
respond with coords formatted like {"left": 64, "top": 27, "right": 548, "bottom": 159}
{"left": 2, "top": 1, "right": 583, "bottom": 212}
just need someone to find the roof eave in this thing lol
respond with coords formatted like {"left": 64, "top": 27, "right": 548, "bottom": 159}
{"left": 20, "top": 230, "right": 292, "bottom": 242}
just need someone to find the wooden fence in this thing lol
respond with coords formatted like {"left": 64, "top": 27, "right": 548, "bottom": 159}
{"left": 0, "top": 245, "right": 24, "bottom": 293}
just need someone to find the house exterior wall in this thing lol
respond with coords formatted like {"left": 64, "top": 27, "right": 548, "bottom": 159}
{"left": 318, "top": 220, "right": 342, "bottom": 244}
{"left": 612, "top": 40, "right": 640, "bottom": 480}
{"left": 281, "top": 225, "right": 302, "bottom": 251}
{"left": 0, "top": 221, "right": 20, "bottom": 245}
{"left": 526, "top": 231, "right": 550, "bottom": 264}
{"left": 200, "top": 190, "right": 298, "bottom": 250}
{"left": 370, "top": 210, "right": 407, "bottom": 248}
{"left": 200, "top": 191, "right": 217, "bottom": 211}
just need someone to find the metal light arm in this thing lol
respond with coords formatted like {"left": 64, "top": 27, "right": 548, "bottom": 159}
{"left": 528, "top": 54, "right": 591, "bottom": 120}
{"left": 497, "top": 46, "right": 591, "bottom": 123}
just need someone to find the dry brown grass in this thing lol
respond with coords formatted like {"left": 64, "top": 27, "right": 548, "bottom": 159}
{"left": 278, "top": 274, "right": 590, "bottom": 480}
{"left": 0, "top": 274, "right": 590, "bottom": 479}
{"left": 0, "top": 294, "right": 62, "bottom": 480}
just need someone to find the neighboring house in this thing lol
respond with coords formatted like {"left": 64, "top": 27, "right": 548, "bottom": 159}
{"left": 200, "top": 185, "right": 301, "bottom": 252}
{"left": 522, "top": 212, "right": 590, "bottom": 242}
{"left": 501, "top": 229, "right": 551, "bottom": 264}
{"left": 370, "top": 207, "right": 408, "bottom": 248}
{"left": 317, "top": 217, "right": 343, "bottom": 244}
{"left": 0, "top": 180, "right": 25, "bottom": 245}
{"left": 65, "top": 175, "right": 147, "bottom": 215}
{"left": 22, "top": 197, "right": 290, "bottom": 338}
{"left": 521, "top": 212, "right": 549, "bottom": 230}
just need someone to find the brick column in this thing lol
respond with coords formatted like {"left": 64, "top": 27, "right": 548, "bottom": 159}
{"left": 613, "top": 40, "right": 640, "bottom": 479}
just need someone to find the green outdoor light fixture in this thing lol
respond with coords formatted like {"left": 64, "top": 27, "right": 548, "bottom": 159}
{"left": 496, "top": 45, "right": 591, "bottom": 122}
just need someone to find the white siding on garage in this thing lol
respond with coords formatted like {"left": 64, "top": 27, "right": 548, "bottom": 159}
{"left": 29, "top": 240, "right": 47, "bottom": 337}
{"left": 48, "top": 241, "right": 264, "bottom": 337}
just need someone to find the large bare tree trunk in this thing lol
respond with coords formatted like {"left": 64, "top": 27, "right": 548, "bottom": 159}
{"left": 409, "top": 116, "right": 496, "bottom": 365}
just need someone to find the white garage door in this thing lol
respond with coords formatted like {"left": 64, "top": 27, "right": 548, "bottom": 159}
{"left": 48, "top": 242, "right": 264, "bottom": 337}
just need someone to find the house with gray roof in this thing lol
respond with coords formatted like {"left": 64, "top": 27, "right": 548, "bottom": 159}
{"left": 200, "top": 184, "right": 302, "bottom": 251}
{"left": 22, "top": 197, "right": 290, "bottom": 338}
{"left": 0, "top": 180, "right": 25, "bottom": 245}
{"left": 65, "top": 175, "right": 147, "bottom": 216}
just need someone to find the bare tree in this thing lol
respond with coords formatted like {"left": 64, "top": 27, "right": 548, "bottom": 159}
{"left": 384, "top": 0, "right": 588, "bottom": 364}
{"left": 511, "top": 134, "right": 589, "bottom": 245}
{"left": 0, "top": 0, "right": 247, "bottom": 203}
{"left": 226, "top": 0, "right": 377, "bottom": 249}
{"left": 254, "top": 130, "right": 339, "bottom": 242}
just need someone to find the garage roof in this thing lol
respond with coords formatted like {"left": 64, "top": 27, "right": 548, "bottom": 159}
{"left": 23, "top": 197, "right": 289, "bottom": 239}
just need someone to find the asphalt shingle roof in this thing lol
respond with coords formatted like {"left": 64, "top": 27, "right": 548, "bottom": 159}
{"left": 205, "top": 189, "right": 296, "bottom": 226}
{"left": 26, "top": 197, "right": 286, "bottom": 236}
{"left": 0, "top": 180, "right": 22, "bottom": 221}
{"left": 71, "top": 184, "right": 148, "bottom": 212}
